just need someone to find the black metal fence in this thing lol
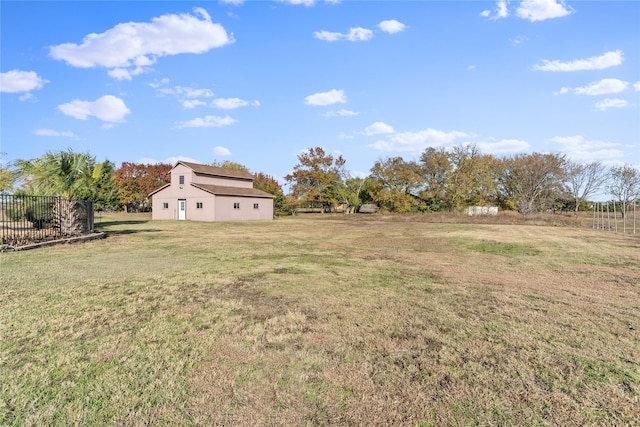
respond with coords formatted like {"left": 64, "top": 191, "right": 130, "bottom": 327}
{"left": 0, "top": 195, "right": 95, "bottom": 246}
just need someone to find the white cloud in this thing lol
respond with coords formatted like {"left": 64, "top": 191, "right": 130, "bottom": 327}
{"left": 364, "top": 122, "right": 394, "bottom": 135}
{"left": 347, "top": 27, "right": 374, "bottom": 41}
{"left": 49, "top": 8, "right": 233, "bottom": 79}
{"left": 174, "top": 115, "right": 237, "bottom": 128}
{"left": 533, "top": 50, "right": 623, "bottom": 72}
{"left": 210, "top": 98, "right": 260, "bottom": 109}
{"left": 547, "top": 135, "right": 623, "bottom": 162}
{"left": 58, "top": 95, "right": 131, "bottom": 122}
{"left": 174, "top": 87, "right": 215, "bottom": 99}
{"left": 476, "top": 139, "right": 530, "bottom": 154}
{"left": 378, "top": 20, "right": 406, "bottom": 34}
{"left": 277, "top": 0, "right": 315, "bottom": 5}
{"left": 108, "top": 61, "right": 155, "bottom": 80}
{"left": 369, "top": 128, "right": 469, "bottom": 152}
{"left": 509, "top": 35, "right": 529, "bottom": 45}
{"left": 149, "top": 78, "right": 170, "bottom": 89}
{"left": 594, "top": 98, "right": 628, "bottom": 111}
{"left": 634, "top": 81, "right": 640, "bottom": 92}
{"left": 322, "top": 109, "right": 359, "bottom": 117}
{"left": 481, "top": 0, "right": 510, "bottom": 20}
{"left": 0, "top": 70, "right": 49, "bottom": 93}
{"left": 314, "top": 30, "right": 342, "bottom": 42}
{"left": 220, "top": 0, "right": 245, "bottom": 5}
{"left": 151, "top": 79, "right": 216, "bottom": 108}
{"left": 338, "top": 131, "right": 354, "bottom": 139}
{"left": 483, "top": 0, "right": 573, "bottom": 22}
{"left": 314, "top": 27, "right": 373, "bottom": 42}
{"left": 467, "top": 65, "right": 477, "bottom": 71}
{"left": 559, "top": 78, "right": 629, "bottom": 96}
{"left": 516, "top": 0, "right": 574, "bottom": 22}
{"left": 213, "top": 146, "right": 232, "bottom": 156}
{"left": 182, "top": 100, "right": 208, "bottom": 109}
{"left": 304, "top": 89, "right": 346, "bottom": 106}
{"left": 34, "top": 129, "right": 76, "bottom": 138}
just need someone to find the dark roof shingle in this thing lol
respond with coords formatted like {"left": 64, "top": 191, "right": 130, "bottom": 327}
{"left": 191, "top": 183, "right": 274, "bottom": 199}
{"left": 178, "top": 161, "right": 254, "bottom": 180}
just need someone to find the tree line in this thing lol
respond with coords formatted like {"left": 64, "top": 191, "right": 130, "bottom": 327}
{"left": 2, "top": 146, "right": 639, "bottom": 217}
{"left": 284, "top": 145, "right": 639, "bottom": 217}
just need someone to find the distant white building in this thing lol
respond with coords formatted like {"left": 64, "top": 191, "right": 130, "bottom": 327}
{"left": 467, "top": 206, "right": 498, "bottom": 216}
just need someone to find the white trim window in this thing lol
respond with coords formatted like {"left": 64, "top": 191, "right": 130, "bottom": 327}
{"left": 233, "top": 202, "right": 240, "bottom": 209}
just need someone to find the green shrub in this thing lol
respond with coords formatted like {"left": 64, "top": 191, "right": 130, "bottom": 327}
{"left": 25, "top": 203, "right": 54, "bottom": 229}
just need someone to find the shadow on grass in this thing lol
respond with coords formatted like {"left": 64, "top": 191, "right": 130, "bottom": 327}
{"left": 101, "top": 228, "right": 163, "bottom": 236}
{"left": 95, "top": 220, "right": 150, "bottom": 227}
{"left": 94, "top": 220, "right": 163, "bottom": 236}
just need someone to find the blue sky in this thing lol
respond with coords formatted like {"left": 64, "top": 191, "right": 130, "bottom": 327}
{"left": 2, "top": 0, "right": 639, "bottom": 187}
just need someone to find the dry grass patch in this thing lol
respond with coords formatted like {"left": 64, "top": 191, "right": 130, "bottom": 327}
{"left": 1, "top": 213, "right": 638, "bottom": 425}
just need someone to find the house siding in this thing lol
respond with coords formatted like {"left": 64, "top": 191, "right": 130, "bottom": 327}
{"left": 151, "top": 162, "right": 273, "bottom": 222}
{"left": 214, "top": 196, "right": 271, "bottom": 221}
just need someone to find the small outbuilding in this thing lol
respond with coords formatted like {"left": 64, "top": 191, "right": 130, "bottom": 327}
{"left": 149, "top": 161, "right": 274, "bottom": 221}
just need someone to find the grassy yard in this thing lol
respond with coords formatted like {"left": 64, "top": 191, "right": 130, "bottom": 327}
{"left": 1, "top": 213, "right": 639, "bottom": 426}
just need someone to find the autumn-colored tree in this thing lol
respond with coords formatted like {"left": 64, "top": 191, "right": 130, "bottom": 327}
{"left": 445, "top": 144, "right": 502, "bottom": 211}
{"left": 114, "top": 162, "right": 172, "bottom": 212}
{"left": 211, "top": 160, "right": 250, "bottom": 171}
{"left": 254, "top": 172, "right": 286, "bottom": 214}
{"left": 499, "top": 152, "right": 566, "bottom": 216}
{"left": 0, "top": 153, "right": 16, "bottom": 194}
{"left": 343, "top": 176, "right": 374, "bottom": 213}
{"left": 284, "top": 147, "right": 346, "bottom": 211}
{"left": 370, "top": 157, "right": 424, "bottom": 213}
{"left": 419, "top": 147, "right": 451, "bottom": 211}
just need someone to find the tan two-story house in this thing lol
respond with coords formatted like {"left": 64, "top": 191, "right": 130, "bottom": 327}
{"left": 150, "top": 161, "right": 274, "bottom": 221}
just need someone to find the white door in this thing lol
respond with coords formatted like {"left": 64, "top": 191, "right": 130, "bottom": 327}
{"left": 178, "top": 200, "right": 186, "bottom": 220}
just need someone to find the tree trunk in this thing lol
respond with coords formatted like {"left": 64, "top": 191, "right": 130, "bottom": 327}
{"left": 53, "top": 199, "right": 86, "bottom": 236}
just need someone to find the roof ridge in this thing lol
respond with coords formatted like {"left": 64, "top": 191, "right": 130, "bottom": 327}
{"left": 177, "top": 161, "right": 254, "bottom": 180}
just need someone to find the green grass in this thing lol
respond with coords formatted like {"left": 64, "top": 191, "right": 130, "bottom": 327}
{"left": 1, "top": 213, "right": 639, "bottom": 426}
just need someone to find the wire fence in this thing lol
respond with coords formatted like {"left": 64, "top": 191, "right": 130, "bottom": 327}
{"left": 0, "top": 195, "right": 95, "bottom": 246}
{"left": 592, "top": 201, "right": 637, "bottom": 234}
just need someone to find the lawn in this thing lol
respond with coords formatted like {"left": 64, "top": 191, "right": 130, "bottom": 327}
{"left": 1, "top": 213, "right": 639, "bottom": 426}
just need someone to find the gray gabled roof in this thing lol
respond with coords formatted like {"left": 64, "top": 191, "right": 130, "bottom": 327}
{"left": 191, "top": 183, "right": 274, "bottom": 199}
{"left": 177, "top": 161, "right": 254, "bottom": 181}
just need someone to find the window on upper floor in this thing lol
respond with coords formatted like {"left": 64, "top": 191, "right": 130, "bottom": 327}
{"left": 179, "top": 175, "right": 185, "bottom": 185}
{"left": 253, "top": 203, "right": 259, "bottom": 209}
{"left": 196, "top": 202, "right": 203, "bottom": 209}
{"left": 162, "top": 202, "right": 169, "bottom": 209}
{"left": 234, "top": 202, "right": 240, "bottom": 209}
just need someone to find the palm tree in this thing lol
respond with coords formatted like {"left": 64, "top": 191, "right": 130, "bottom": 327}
{"left": 15, "top": 150, "right": 100, "bottom": 235}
